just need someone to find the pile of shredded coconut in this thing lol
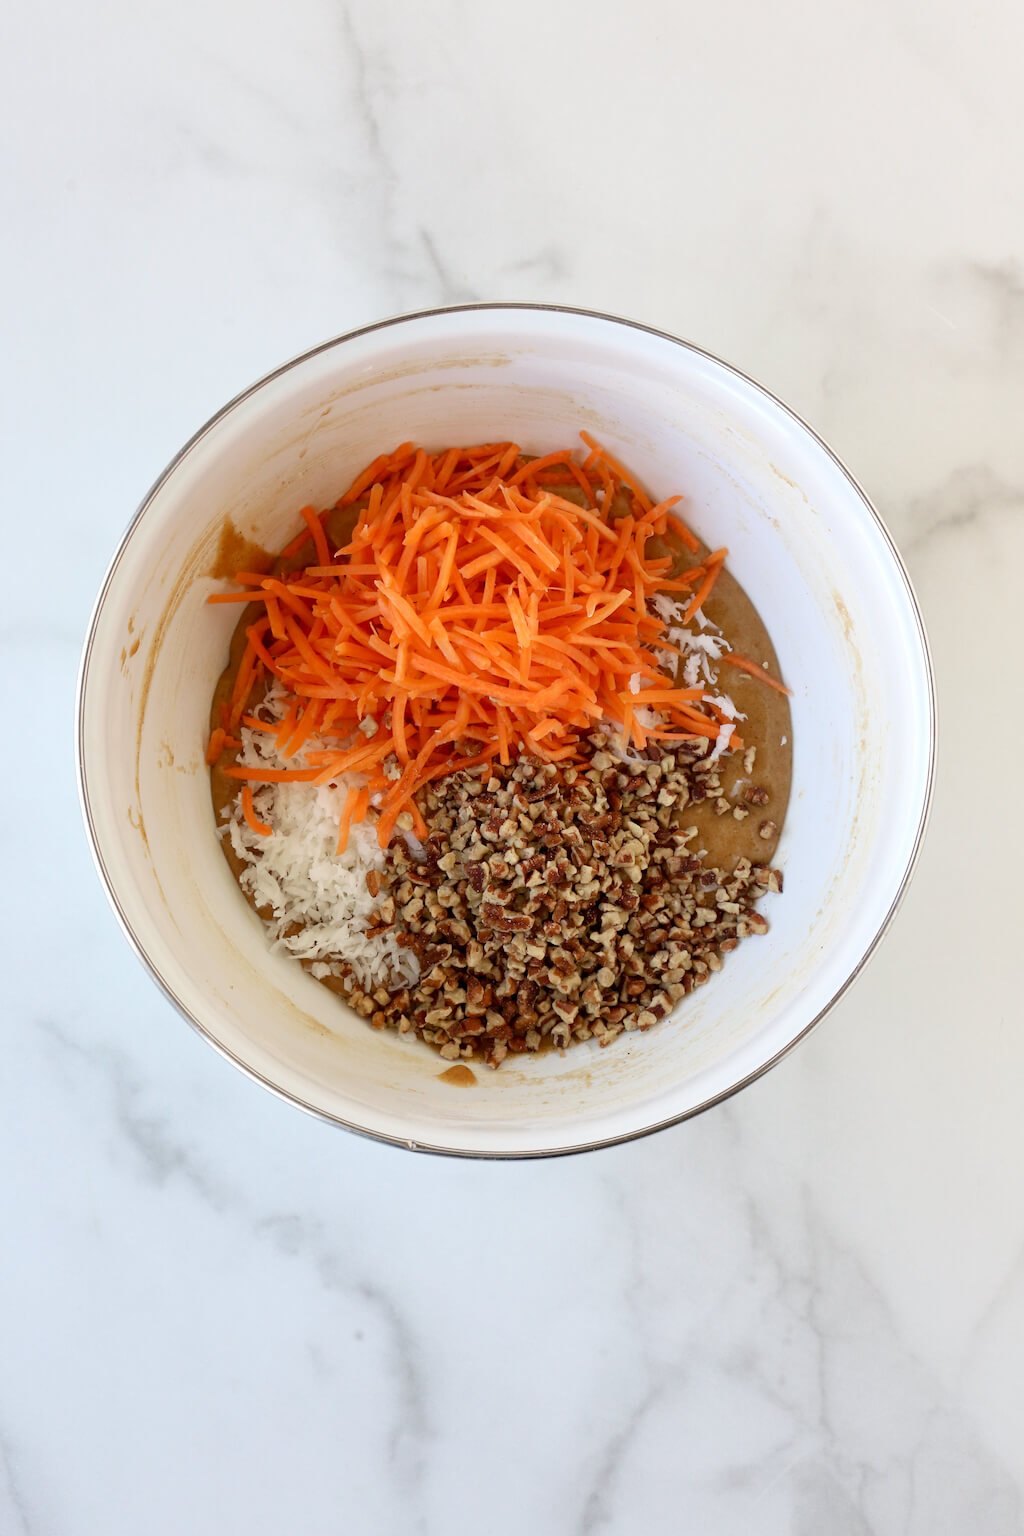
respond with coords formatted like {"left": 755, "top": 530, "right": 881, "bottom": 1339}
{"left": 650, "top": 592, "right": 733, "bottom": 691}
{"left": 219, "top": 689, "right": 419, "bottom": 993}
{"left": 600, "top": 594, "right": 747, "bottom": 765}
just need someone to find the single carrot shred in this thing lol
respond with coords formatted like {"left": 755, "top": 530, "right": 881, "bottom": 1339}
{"left": 212, "top": 437, "right": 783, "bottom": 843}
{"left": 205, "top": 727, "right": 227, "bottom": 764}
{"left": 241, "top": 785, "right": 273, "bottom": 837}
{"left": 300, "top": 505, "right": 331, "bottom": 568}
{"left": 721, "top": 652, "right": 793, "bottom": 695}
{"left": 336, "top": 783, "right": 370, "bottom": 853}
{"left": 682, "top": 548, "right": 728, "bottom": 625}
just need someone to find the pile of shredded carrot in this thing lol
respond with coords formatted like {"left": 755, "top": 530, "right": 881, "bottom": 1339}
{"left": 208, "top": 434, "right": 789, "bottom": 849}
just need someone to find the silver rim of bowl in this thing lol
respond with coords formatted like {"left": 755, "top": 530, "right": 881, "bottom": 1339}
{"left": 76, "top": 302, "right": 938, "bottom": 1159}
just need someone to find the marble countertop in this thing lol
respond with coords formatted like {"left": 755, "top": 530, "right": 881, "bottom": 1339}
{"left": 6, "top": 0, "right": 1024, "bottom": 1530}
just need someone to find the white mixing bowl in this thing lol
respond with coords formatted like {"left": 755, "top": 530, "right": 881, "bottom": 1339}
{"left": 77, "top": 305, "right": 935, "bottom": 1156}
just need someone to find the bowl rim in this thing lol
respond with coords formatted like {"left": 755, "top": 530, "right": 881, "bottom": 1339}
{"left": 76, "top": 301, "right": 937, "bottom": 1159}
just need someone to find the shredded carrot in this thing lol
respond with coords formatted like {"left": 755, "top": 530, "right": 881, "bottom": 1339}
{"left": 721, "top": 652, "right": 793, "bottom": 696}
{"left": 227, "top": 638, "right": 261, "bottom": 729}
{"left": 682, "top": 548, "right": 728, "bottom": 625}
{"left": 579, "top": 431, "right": 652, "bottom": 513}
{"left": 664, "top": 510, "right": 701, "bottom": 554}
{"left": 210, "top": 435, "right": 774, "bottom": 846}
{"left": 300, "top": 505, "right": 331, "bottom": 568}
{"left": 336, "top": 783, "right": 370, "bottom": 854}
{"left": 205, "top": 727, "right": 227, "bottom": 765}
{"left": 241, "top": 785, "right": 273, "bottom": 836}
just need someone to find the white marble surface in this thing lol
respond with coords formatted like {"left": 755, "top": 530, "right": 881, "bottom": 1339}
{"left": 4, "top": 0, "right": 1024, "bottom": 1530}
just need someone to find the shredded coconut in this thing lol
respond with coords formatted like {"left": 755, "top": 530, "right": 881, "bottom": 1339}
{"left": 219, "top": 691, "right": 418, "bottom": 992}
{"left": 650, "top": 592, "right": 730, "bottom": 690}
{"left": 650, "top": 592, "right": 680, "bottom": 626}
{"left": 706, "top": 722, "right": 734, "bottom": 763}
{"left": 601, "top": 592, "right": 742, "bottom": 763}
{"left": 704, "top": 692, "right": 745, "bottom": 722}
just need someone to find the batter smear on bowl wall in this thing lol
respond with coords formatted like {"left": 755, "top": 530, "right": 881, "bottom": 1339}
{"left": 207, "top": 435, "right": 792, "bottom": 1067}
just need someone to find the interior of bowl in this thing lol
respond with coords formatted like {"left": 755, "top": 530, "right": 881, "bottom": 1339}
{"left": 78, "top": 307, "right": 934, "bottom": 1155}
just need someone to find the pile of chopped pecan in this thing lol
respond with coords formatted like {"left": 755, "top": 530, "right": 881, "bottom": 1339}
{"left": 339, "top": 741, "right": 782, "bottom": 1067}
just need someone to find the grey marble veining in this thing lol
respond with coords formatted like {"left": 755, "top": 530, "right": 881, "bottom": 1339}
{"left": 4, "top": 0, "right": 1023, "bottom": 1531}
